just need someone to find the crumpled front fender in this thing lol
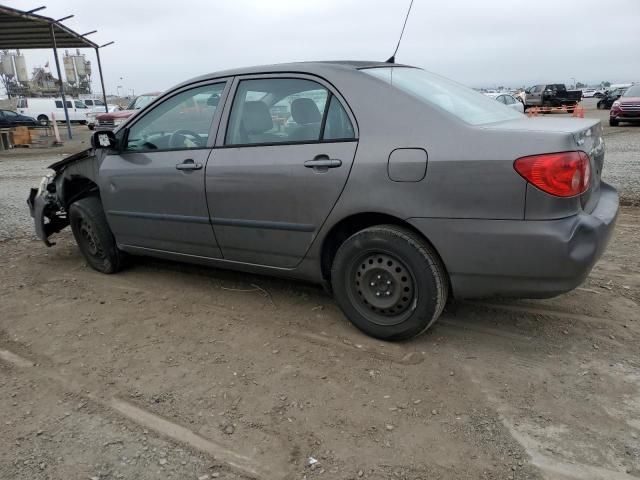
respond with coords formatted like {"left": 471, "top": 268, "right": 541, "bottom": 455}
{"left": 27, "top": 177, "right": 68, "bottom": 247}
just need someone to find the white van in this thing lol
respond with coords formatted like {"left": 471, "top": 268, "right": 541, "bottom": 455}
{"left": 16, "top": 98, "right": 89, "bottom": 125}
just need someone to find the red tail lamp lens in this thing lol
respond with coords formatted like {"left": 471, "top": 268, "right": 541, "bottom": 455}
{"left": 514, "top": 151, "right": 591, "bottom": 197}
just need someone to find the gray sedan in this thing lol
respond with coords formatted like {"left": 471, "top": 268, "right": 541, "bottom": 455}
{"left": 28, "top": 61, "right": 618, "bottom": 340}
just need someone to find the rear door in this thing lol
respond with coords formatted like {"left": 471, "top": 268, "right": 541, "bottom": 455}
{"left": 206, "top": 74, "right": 358, "bottom": 268}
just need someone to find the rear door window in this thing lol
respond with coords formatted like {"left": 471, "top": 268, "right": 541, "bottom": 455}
{"left": 224, "top": 77, "right": 355, "bottom": 146}
{"left": 225, "top": 78, "right": 328, "bottom": 146}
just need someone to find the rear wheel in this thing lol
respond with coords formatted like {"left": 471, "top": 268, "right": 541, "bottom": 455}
{"left": 37, "top": 114, "right": 49, "bottom": 126}
{"left": 69, "top": 196, "right": 124, "bottom": 274}
{"left": 331, "top": 225, "right": 448, "bottom": 341}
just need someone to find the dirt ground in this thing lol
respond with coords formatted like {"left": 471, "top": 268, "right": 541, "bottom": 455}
{"left": 1, "top": 100, "right": 639, "bottom": 480}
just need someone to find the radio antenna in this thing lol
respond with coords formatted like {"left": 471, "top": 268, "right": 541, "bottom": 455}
{"left": 386, "top": 0, "right": 414, "bottom": 63}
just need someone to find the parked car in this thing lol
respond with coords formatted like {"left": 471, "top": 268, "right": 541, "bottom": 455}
{"left": 581, "top": 88, "right": 597, "bottom": 98}
{"left": 27, "top": 61, "right": 618, "bottom": 341}
{"left": 0, "top": 109, "right": 37, "bottom": 127}
{"left": 609, "top": 84, "right": 640, "bottom": 126}
{"left": 597, "top": 88, "right": 627, "bottom": 110}
{"left": 94, "top": 93, "right": 161, "bottom": 130}
{"left": 81, "top": 98, "right": 119, "bottom": 112}
{"left": 494, "top": 93, "right": 525, "bottom": 113}
{"left": 16, "top": 97, "right": 89, "bottom": 125}
{"left": 86, "top": 104, "right": 121, "bottom": 130}
{"left": 524, "top": 84, "right": 582, "bottom": 111}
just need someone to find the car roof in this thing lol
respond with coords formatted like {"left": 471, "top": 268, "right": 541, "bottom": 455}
{"left": 175, "top": 60, "right": 409, "bottom": 88}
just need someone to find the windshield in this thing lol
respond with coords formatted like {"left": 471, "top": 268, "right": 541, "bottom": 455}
{"left": 623, "top": 85, "right": 640, "bottom": 97}
{"left": 127, "top": 95, "right": 158, "bottom": 110}
{"left": 363, "top": 67, "right": 522, "bottom": 125}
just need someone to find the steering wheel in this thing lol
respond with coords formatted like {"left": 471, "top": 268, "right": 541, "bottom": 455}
{"left": 169, "top": 129, "right": 203, "bottom": 148}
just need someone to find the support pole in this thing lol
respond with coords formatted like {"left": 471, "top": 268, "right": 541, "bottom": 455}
{"left": 49, "top": 24, "right": 72, "bottom": 140}
{"left": 95, "top": 47, "right": 108, "bottom": 113}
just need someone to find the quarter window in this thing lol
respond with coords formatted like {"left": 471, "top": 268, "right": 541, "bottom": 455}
{"left": 55, "top": 100, "right": 63, "bottom": 108}
{"left": 125, "top": 83, "right": 225, "bottom": 152}
{"left": 323, "top": 95, "right": 355, "bottom": 140}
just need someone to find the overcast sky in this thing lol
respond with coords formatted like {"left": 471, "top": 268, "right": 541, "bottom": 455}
{"left": 4, "top": 0, "right": 640, "bottom": 95}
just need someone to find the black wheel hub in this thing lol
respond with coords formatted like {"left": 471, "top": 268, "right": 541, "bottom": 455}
{"left": 79, "top": 219, "right": 104, "bottom": 258}
{"left": 351, "top": 252, "right": 415, "bottom": 322}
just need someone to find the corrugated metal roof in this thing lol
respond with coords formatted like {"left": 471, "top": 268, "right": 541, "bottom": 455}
{"left": 0, "top": 5, "right": 98, "bottom": 49}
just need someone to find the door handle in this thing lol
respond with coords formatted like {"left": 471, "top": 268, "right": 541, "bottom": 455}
{"left": 304, "top": 158, "right": 342, "bottom": 169}
{"left": 176, "top": 159, "right": 202, "bottom": 171}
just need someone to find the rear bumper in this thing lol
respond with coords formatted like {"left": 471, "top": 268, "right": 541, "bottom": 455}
{"left": 408, "top": 182, "right": 619, "bottom": 298}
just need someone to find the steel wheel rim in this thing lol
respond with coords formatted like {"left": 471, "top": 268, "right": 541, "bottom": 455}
{"left": 79, "top": 219, "right": 104, "bottom": 258}
{"left": 348, "top": 251, "right": 416, "bottom": 326}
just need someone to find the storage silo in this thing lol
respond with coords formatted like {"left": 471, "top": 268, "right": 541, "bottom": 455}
{"left": 1, "top": 53, "right": 15, "bottom": 78}
{"left": 63, "top": 53, "right": 77, "bottom": 84}
{"left": 73, "top": 54, "right": 86, "bottom": 78}
{"left": 14, "top": 54, "right": 29, "bottom": 83}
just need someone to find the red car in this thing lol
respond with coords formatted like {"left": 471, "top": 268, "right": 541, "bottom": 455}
{"left": 610, "top": 84, "right": 640, "bottom": 126}
{"left": 95, "top": 92, "right": 161, "bottom": 130}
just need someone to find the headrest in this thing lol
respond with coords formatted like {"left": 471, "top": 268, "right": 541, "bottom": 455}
{"left": 242, "top": 101, "right": 273, "bottom": 134}
{"left": 291, "top": 98, "right": 321, "bottom": 125}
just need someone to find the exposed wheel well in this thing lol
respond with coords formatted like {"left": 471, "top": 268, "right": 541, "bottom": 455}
{"left": 320, "top": 212, "right": 449, "bottom": 286}
{"left": 61, "top": 175, "right": 100, "bottom": 208}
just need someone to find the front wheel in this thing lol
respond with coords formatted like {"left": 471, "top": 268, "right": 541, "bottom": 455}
{"left": 609, "top": 118, "right": 619, "bottom": 127}
{"left": 37, "top": 114, "right": 49, "bottom": 126}
{"left": 69, "top": 196, "right": 125, "bottom": 274}
{"left": 331, "top": 225, "right": 449, "bottom": 341}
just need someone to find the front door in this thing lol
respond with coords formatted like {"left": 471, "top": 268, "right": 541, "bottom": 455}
{"left": 98, "top": 81, "right": 228, "bottom": 258}
{"left": 206, "top": 76, "right": 358, "bottom": 268}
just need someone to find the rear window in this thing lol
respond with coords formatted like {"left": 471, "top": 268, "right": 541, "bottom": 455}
{"left": 363, "top": 67, "right": 522, "bottom": 126}
{"left": 623, "top": 85, "right": 640, "bottom": 97}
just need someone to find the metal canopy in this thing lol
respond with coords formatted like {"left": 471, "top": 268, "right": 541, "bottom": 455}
{"left": 0, "top": 4, "right": 111, "bottom": 141}
{"left": 0, "top": 5, "right": 98, "bottom": 49}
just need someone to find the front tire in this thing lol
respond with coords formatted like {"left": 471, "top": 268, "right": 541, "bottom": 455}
{"left": 69, "top": 196, "right": 124, "bottom": 274}
{"left": 37, "top": 114, "right": 49, "bottom": 126}
{"left": 331, "top": 225, "right": 448, "bottom": 341}
{"left": 609, "top": 118, "right": 619, "bottom": 127}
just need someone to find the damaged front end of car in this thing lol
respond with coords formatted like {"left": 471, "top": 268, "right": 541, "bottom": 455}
{"left": 27, "top": 148, "right": 100, "bottom": 246}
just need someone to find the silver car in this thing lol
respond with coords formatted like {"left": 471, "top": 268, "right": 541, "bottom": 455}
{"left": 28, "top": 61, "right": 618, "bottom": 340}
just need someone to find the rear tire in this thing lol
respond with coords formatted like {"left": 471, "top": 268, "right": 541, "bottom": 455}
{"left": 609, "top": 118, "right": 619, "bottom": 127}
{"left": 69, "top": 196, "right": 124, "bottom": 274}
{"left": 331, "top": 225, "right": 448, "bottom": 341}
{"left": 37, "top": 115, "right": 49, "bottom": 126}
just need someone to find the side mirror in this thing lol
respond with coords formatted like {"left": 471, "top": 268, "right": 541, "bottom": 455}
{"left": 91, "top": 130, "right": 117, "bottom": 149}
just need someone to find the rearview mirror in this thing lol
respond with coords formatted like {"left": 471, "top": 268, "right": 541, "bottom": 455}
{"left": 91, "top": 130, "right": 117, "bottom": 149}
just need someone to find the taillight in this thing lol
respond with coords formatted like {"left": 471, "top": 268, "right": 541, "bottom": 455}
{"left": 514, "top": 151, "right": 591, "bottom": 197}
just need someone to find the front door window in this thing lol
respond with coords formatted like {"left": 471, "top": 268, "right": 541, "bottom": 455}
{"left": 126, "top": 83, "right": 225, "bottom": 152}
